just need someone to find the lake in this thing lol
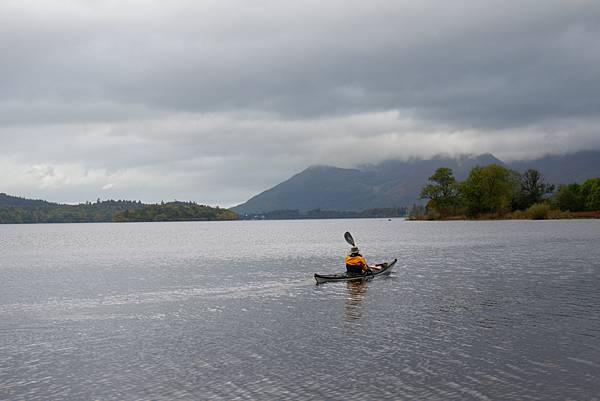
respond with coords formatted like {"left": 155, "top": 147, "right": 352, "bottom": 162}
{"left": 1, "top": 219, "right": 599, "bottom": 400}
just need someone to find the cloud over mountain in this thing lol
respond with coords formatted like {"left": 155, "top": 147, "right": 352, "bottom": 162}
{"left": 1, "top": 0, "right": 599, "bottom": 205}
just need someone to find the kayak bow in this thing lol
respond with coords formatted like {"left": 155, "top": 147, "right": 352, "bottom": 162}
{"left": 314, "top": 259, "right": 397, "bottom": 285}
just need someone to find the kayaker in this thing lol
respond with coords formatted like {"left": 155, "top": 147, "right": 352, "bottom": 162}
{"left": 345, "top": 246, "right": 372, "bottom": 276}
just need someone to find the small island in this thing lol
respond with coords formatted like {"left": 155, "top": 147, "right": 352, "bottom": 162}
{"left": 412, "top": 164, "right": 600, "bottom": 220}
{"left": 114, "top": 201, "right": 237, "bottom": 222}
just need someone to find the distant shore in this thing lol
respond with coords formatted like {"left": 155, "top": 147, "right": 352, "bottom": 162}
{"left": 408, "top": 210, "right": 600, "bottom": 221}
{"left": 0, "top": 193, "right": 237, "bottom": 224}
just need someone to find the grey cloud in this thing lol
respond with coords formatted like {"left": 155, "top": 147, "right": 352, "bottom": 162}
{"left": 2, "top": 0, "right": 600, "bottom": 127}
{"left": 2, "top": 111, "right": 599, "bottom": 205}
{"left": 1, "top": 1, "right": 599, "bottom": 205}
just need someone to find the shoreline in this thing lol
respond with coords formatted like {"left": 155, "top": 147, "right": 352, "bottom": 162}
{"left": 408, "top": 210, "right": 600, "bottom": 221}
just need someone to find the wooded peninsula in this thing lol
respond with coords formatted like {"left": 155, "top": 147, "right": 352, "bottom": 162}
{"left": 413, "top": 164, "right": 600, "bottom": 220}
{"left": 0, "top": 194, "right": 237, "bottom": 224}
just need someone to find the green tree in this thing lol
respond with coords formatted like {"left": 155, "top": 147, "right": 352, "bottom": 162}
{"left": 460, "top": 164, "right": 519, "bottom": 216}
{"left": 581, "top": 178, "right": 600, "bottom": 210}
{"left": 515, "top": 169, "right": 554, "bottom": 210}
{"left": 419, "top": 167, "right": 461, "bottom": 216}
{"left": 554, "top": 183, "right": 583, "bottom": 211}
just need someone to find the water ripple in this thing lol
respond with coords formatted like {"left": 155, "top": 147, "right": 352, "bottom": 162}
{"left": 1, "top": 219, "right": 599, "bottom": 400}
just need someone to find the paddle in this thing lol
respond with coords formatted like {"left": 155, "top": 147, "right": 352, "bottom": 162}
{"left": 344, "top": 231, "right": 355, "bottom": 246}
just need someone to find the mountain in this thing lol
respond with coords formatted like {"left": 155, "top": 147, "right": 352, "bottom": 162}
{"left": 232, "top": 151, "right": 600, "bottom": 214}
{"left": 232, "top": 153, "right": 503, "bottom": 214}
{"left": 506, "top": 151, "right": 600, "bottom": 184}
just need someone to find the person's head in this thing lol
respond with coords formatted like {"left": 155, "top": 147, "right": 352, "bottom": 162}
{"left": 349, "top": 246, "right": 360, "bottom": 255}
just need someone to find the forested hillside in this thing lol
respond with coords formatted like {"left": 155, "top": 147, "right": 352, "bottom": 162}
{"left": 0, "top": 194, "right": 237, "bottom": 223}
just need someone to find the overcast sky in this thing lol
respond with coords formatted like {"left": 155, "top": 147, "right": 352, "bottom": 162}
{"left": 1, "top": 0, "right": 599, "bottom": 206}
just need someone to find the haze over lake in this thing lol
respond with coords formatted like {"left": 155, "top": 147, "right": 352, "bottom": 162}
{"left": 1, "top": 219, "right": 599, "bottom": 400}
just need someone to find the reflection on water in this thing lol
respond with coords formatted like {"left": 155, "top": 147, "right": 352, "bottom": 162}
{"left": 345, "top": 280, "right": 369, "bottom": 321}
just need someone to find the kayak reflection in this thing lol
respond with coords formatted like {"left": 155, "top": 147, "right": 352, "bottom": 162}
{"left": 345, "top": 280, "right": 369, "bottom": 321}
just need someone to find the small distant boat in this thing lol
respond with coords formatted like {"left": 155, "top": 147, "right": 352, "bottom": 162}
{"left": 314, "top": 259, "right": 397, "bottom": 285}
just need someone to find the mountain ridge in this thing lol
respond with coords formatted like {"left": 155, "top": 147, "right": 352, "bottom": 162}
{"left": 232, "top": 151, "right": 600, "bottom": 214}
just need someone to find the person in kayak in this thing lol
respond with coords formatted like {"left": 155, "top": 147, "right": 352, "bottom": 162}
{"left": 345, "top": 246, "right": 373, "bottom": 276}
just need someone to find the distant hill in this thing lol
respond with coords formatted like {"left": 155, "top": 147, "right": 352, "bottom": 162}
{"left": 0, "top": 194, "right": 237, "bottom": 224}
{"left": 0, "top": 194, "right": 144, "bottom": 224}
{"left": 232, "top": 151, "right": 600, "bottom": 214}
{"left": 0, "top": 193, "right": 56, "bottom": 208}
{"left": 506, "top": 151, "right": 600, "bottom": 184}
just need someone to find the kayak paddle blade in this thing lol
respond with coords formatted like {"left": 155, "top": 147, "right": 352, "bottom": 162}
{"left": 344, "top": 231, "right": 355, "bottom": 246}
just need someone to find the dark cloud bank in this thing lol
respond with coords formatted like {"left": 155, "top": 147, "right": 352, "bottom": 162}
{"left": 1, "top": 0, "right": 599, "bottom": 205}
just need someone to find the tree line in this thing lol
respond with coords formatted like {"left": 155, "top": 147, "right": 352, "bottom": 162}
{"left": 0, "top": 197, "right": 144, "bottom": 224}
{"left": 418, "top": 164, "right": 600, "bottom": 219}
{"left": 114, "top": 201, "right": 237, "bottom": 222}
{"left": 0, "top": 194, "right": 237, "bottom": 224}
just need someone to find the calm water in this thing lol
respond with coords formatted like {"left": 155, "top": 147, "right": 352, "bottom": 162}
{"left": 1, "top": 219, "right": 599, "bottom": 400}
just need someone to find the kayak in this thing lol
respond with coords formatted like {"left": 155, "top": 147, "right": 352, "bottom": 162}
{"left": 314, "top": 259, "right": 397, "bottom": 285}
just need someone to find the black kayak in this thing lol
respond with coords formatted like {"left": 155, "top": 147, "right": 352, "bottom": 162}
{"left": 314, "top": 259, "right": 397, "bottom": 285}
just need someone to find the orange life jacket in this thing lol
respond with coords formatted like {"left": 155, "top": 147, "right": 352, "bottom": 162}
{"left": 345, "top": 254, "right": 369, "bottom": 272}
